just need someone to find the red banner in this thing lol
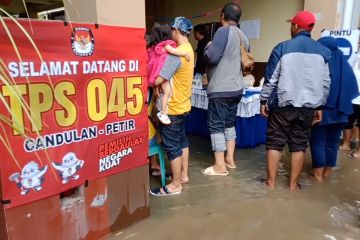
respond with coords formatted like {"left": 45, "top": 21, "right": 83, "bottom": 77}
{"left": 0, "top": 19, "right": 148, "bottom": 208}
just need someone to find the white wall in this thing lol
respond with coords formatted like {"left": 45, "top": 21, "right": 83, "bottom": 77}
{"left": 350, "top": 0, "right": 360, "bottom": 28}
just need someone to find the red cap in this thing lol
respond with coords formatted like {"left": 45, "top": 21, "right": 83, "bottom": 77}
{"left": 287, "top": 11, "right": 316, "bottom": 30}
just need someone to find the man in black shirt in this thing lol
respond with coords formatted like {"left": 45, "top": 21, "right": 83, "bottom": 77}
{"left": 194, "top": 24, "right": 209, "bottom": 75}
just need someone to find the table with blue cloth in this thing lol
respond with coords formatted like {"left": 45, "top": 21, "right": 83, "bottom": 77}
{"left": 186, "top": 87, "right": 267, "bottom": 148}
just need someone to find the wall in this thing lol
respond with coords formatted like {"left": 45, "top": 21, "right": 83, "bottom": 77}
{"left": 304, "top": 0, "right": 341, "bottom": 39}
{"left": 240, "top": 0, "right": 304, "bottom": 62}
{"left": 149, "top": 0, "right": 304, "bottom": 62}
{"left": 95, "top": 0, "right": 145, "bottom": 28}
{"left": 64, "top": 0, "right": 97, "bottom": 23}
{"left": 64, "top": 0, "right": 145, "bottom": 28}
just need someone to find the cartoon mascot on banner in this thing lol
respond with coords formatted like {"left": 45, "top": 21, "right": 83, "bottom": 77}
{"left": 9, "top": 161, "right": 48, "bottom": 196}
{"left": 52, "top": 152, "right": 84, "bottom": 184}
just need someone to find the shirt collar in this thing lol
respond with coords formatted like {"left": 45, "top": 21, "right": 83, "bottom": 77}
{"left": 293, "top": 31, "right": 311, "bottom": 38}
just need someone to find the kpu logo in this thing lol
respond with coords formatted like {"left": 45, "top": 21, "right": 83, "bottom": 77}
{"left": 71, "top": 27, "right": 95, "bottom": 57}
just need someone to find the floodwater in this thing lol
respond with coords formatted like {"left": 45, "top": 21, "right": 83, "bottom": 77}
{"left": 111, "top": 135, "right": 360, "bottom": 240}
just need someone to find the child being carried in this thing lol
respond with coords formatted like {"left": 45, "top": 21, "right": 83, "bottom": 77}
{"left": 147, "top": 24, "right": 190, "bottom": 125}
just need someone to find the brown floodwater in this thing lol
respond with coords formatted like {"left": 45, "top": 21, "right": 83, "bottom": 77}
{"left": 110, "top": 135, "right": 360, "bottom": 240}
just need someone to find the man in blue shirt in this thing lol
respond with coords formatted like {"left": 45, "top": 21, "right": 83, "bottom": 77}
{"left": 260, "top": 11, "right": 331, "bottom": 191}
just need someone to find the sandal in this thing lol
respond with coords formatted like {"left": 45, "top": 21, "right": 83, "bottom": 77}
{"left": 225, "top": 163, "right": 237, "bottom": 169}
{"left": 165, "top": 172, "right": 173, "bottom": 180}
{"left": 157, "top": 112, "right": 171, "bottom": 125}
{"left": 150, "top": 168, "right": 161, "bottom": 176}
{"left": 164, "top": 174, "right": 189, "bottom": 184}
{"left": 149, "top": 185, "right": 181, "bottom": 197}
{"left": 349, "top": 152, "right": 360, "bottom": 159}
{"left": 200, "top": 166, "right": 229, "bottom": 176}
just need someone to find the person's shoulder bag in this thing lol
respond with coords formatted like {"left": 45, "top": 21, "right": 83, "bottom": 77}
{"left": 237, "top": 30, "right": 254, "bottom": 76}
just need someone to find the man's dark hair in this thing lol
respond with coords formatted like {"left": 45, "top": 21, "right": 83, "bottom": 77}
{"left": 148, "top": 23, "right": 172, "bottom": 48}
{"left": 221, "top": 2, "right": 242, "bottom": 23}
{"left": 194, "top": 24, "right": 207, "bottom": 36}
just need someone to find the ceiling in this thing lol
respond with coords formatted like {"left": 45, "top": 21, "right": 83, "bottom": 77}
{"left": 0, "top": 0, "right": 63, "bottom": 15}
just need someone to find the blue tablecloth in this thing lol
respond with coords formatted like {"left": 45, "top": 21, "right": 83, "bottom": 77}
{"left": 186, "top": 107, "right": 267, "bottom": 148}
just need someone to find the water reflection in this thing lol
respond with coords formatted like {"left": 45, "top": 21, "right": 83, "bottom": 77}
{"left": 111, "top": 136, "right": 360, "bottom": 240}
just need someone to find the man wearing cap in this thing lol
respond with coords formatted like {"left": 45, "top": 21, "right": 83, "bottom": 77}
{"left": 150, "top": 17, "right": 194, "bottom": 196}
{"left": 260, "top": 11, "right": 331, "bottom": 191}
{"left": 201, "top": 2, "right": 249, "bottom": 176}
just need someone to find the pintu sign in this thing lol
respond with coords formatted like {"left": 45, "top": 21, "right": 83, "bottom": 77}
{"left": 322, "top": 29, "right": 360, "bottom": 64}
{"left": 335, "top": 38, "right": 352, "bottom": 60}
